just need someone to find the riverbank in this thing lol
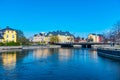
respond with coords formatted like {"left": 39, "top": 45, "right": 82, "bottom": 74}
{"left": 23, "top": 45, "right": 61, "bottom": 49}
{"left": 0, "top": 46, "right": 22, "bottom": 50}
{"left": 0, "top": 45, "right": 83, "bottom": 52}
{"left": 0, "top": 45, "right": 61, "bottom": 52}
{"left": 97, "top": 46, "right": 120, "bottom": 60}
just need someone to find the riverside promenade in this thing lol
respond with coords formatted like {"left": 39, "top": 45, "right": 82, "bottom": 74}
{"left": 97, "top": 45, "right": 120, "bottom": 60}
{"left": 0, "top": 45, "right": 61, "bottom": 52}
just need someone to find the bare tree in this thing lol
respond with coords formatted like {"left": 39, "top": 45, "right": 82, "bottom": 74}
{"left": 104, "top": 21, "right": 120, "bottom": 44}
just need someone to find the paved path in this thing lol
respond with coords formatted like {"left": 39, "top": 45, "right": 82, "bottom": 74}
{"left": 98, "top": 45, "right": 120, "bottom": 51}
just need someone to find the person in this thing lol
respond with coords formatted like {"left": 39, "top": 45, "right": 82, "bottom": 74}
{"left": 110, "top": 42, "right": 113, "bottom": 47}
{"left": 113, "top": 42, "right": 115, "bottom": 47}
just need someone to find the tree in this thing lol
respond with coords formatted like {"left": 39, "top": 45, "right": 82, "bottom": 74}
{"left": 88, "top": 38, "right": 93, "bottom": 42}
{"left": 113, "top": 21, "right": 120, "bottom": 42}
{"left": 16, "top": 30, "right": 29, "bottom": 45}
{"left": 50, "top": 36, "right": 59, "bottom": 43}
{"left": 104, "top": 21, "right": 120, "bottom": 43}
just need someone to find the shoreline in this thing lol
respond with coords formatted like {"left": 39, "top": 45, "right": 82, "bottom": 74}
{"left": 0, "top": 45, "right": 83, "bottom": 52}
{"left": 97, "top": 48, "right": 120, "bottom": 60}
{"left": 0, "top": 45, "right": 61, "bottom": 52}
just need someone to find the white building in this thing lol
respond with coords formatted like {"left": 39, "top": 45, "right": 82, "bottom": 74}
{"left": 33, "top": 32, "right": 46, "bottom": 42}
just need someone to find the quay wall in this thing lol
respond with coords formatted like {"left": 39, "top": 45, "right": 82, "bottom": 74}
{"left": 0, "top": 45, "right": 61, "bottom": 50}
{"left": 23, "top": 45, "right": 61, "bottom": 49}
{"left": 97, "top": 48, "right": 120, "bottom": 60}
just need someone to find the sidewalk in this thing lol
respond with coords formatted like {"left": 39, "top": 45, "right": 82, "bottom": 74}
{"left": 99, "top": 45, "right": 120, "bottom": 51}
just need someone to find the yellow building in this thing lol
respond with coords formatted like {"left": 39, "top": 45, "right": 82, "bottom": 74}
{"left": 88, "top": 34, "right": 97, "bottom": 42}
{"left": 0, "top": 26, "right": 17, "bottom": 43}
{"left": 57, "top": 35, "right": 74, "bottom": 43}
{"left": 88, "top": 34, "right": 103, "bottom": 43}
{"left": 45, "top": 31, "right": 74, "bottom": 43}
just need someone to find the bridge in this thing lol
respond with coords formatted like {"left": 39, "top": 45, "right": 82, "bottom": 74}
{"left": 54, "top": 42, "right": 111, "bottom": 48}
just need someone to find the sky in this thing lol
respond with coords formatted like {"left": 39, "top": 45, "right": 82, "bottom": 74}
{"left": 0, "top": 0, "right": 120, "bottom": 38}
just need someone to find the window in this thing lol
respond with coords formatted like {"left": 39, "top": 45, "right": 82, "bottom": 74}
{"left": 12, "top": 35, "right": 14, "bottom": 38}
{"left": 6, "top": 35, "right": 9, "bottom": 38}
{"left": 6, "top": 40, "right": 8, "bottom": 42}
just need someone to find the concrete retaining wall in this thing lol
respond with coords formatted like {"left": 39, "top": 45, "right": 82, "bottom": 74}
{"left": 0, "top": 46, "right": 22, "bottom": 50}
{"left": 97, "top": 48, "right": 120, "bottom": 60}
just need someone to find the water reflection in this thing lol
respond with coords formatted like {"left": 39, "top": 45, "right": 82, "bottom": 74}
{"left": 32, "top": 48, "right": 73, "bottom": 61}
{"left": 33, "top": 49, "right": 50, "bottom": 59}
{"left": 58, "top": 48, "right": 72, "bottom": 61}
{"left": 88, "top": 49, "right": 98, "bottom": 59}
{"left": 2, "top": 52, "right": 16, "bottom": 70}
{"left": 0, "top": 48, "right": 120, "bottom": 80}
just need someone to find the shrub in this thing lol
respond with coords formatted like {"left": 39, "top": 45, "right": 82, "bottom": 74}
{"left": 0, "top": 42, "right": 4, "bottom": 46}
{"left": 4, "top": 41, "right": 20, "bottom": 46}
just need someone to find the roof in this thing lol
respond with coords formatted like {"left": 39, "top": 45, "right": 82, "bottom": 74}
{"left": 97, "top": 34, "right": 103, "bottom": 36}
{"left": 34, "top": 32, "right": 45, "bottom": 37}
{"left": 2, "top": 26, "right": 15, "bottom": 32}
{"left": 90, "top": 33, "right": 96, "bottom": 35}
{"left": 0, "top": 26, "right": 15, "bottom": 39}
{"left": 75, "top": 36, "right": 81, "bottom": 39}
{"left": 34, "top": 34, "right": 38, "bottom": 36}
{"left": 89, "top": 33, "right": 103, "bottom": 36}
{"left": 0, "top": 34, "right": 3, "bottom": 39}
{"left": 46, "top": 31, "right": 74, "bottom": 37}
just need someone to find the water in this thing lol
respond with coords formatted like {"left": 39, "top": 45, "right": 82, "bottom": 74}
{"left": 0, "top": 48, "right": 120, "bottom": 80}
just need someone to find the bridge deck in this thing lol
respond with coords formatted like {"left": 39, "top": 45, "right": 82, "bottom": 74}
{"left": 55, "top": 43, "right": 110, "bottom": 45}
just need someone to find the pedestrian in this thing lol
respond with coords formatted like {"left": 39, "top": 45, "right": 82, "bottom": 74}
{"left": 113, "top": 42, "right": 115, "bottom": 47}
{"left": 110, "top": 42, "right": 113, "bottom": 47}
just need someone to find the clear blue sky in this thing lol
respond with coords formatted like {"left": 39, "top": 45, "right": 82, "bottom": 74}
{"left": 0, "top": 0, "right": 120, "bottom": 37}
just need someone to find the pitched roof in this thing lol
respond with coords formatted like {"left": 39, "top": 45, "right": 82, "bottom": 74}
{"left": 2, "top": 26, "right": 15, "bottom": 32}
{"left": 46, "top": 31, "right": 74, "bottom": 37}
{"left": 97, "top": 34, "right": 103, "bottom": 36}
{"left": 91, "top": 33, "right": 96, "bottom": 35}
{"left": 0, "top": 33, "right": 3, "bottom": 39}
{"left": 0, "top": 26, "right": 15, "bottom": 39}
{"left": 89, "top": 33, "right": 103, "bottom": 36}
{"left": 34, "top": 32, "right": 45, "bottom": 37}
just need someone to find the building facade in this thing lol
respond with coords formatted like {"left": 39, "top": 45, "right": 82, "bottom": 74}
{"left": 74, "top": 37, "right": 87, "bottom": 43}
{"left": 32, "top": 32, "right": 46, "bottom": 43}
{"left": 88, "top": 34, "right": 103, "bottom": 43}
{"left": 0, "top": 26, "right": 17, "bottom": 43}
{"left": 46, "top": 31, "right": 74, "bottom": 43}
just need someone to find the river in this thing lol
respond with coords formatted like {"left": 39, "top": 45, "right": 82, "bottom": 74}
{"left": 0, "top": 48, "right": 120, "bottom": 80}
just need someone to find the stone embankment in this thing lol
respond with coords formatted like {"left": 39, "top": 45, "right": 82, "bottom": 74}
{"left": 0, "top": 46, "right": 22, "bottom": 50}
{"left": 97, "top": 45, "right": 120, "bottom": 60}
{"left": 23, "top": 45, "right": 61, "bottom": 49}
{"left": 0, "top": 45, "right": 61, "bottom": 50}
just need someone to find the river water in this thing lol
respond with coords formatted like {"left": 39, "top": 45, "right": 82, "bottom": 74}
{"left": 0, "top": 48, "right": 120, "bottom": 80}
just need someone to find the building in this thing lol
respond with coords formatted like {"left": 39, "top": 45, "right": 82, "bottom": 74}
{"left": 74, "top": 36, "right": 81, "bottom": 43}
{"left": 0, "top": 26, "right": 17, "bottom": 43}
{"left": 88, "top": 34, "right": 103, "bottom": 43}
{"left": 97, "top": 34, "right": 103, "bottom": 42}
{"left": 32, "top": 32, "right": 46, "bottom": 43}
{"left": 74, "top": 37, "right": 87, "bottom": 43}
{"left": 45, "top": 31, "right": 74, "bottom": 43}
{"left": 80, "top": 38, "right": 87, "bottom": 43}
